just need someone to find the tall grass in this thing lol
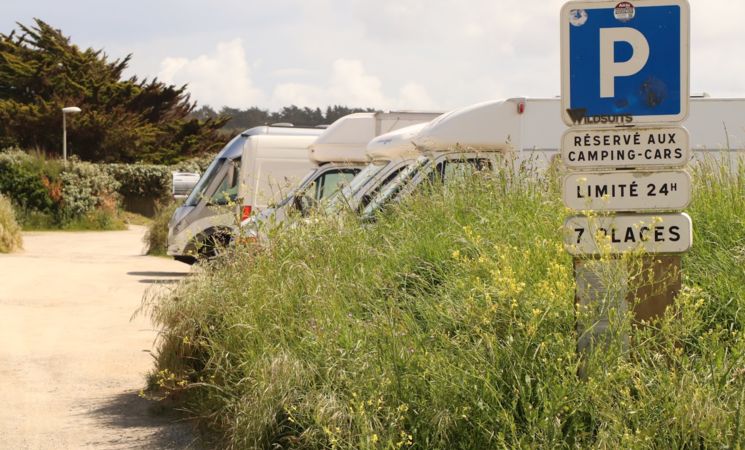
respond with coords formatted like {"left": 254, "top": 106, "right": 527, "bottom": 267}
{"left": 144, "top": 201, "right": 178, "bottom": 255}
{"left": 147, "top": 161, "right": 745, "bottom": 449}
{"left": 0, "top": 193, "right": 23, "bottom": 253}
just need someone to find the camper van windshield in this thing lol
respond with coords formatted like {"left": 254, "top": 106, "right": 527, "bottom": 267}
{"left": 324, "top": 161, "right": 385, "bottom": 212}
{"left": 361, "top": 156, "right": 429, "bottom": 217}
{"left": 184, "top": 158, "right": 227, "bottom": 207}
{"left": 274, "top": 169, "right": 319, "bottom": 208}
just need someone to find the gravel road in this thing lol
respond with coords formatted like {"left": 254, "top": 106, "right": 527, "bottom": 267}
{"left": 0, "top": 226, "right": 198, "bottom": 449}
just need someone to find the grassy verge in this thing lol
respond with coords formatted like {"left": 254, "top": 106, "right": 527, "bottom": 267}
{"left": 144, "top": 201, "right": 178, "bottom": 255}
{"left": 147, "top": 162, "right": 745, "bottom": 448}
{"left": 0, "top": 193, "right": 22, "bottom": 252}
{"left": 121, "top": 211, "right": 153, "bottom": 227}
{"left": 15, "top": 208, "right": 127, "bottom": 231}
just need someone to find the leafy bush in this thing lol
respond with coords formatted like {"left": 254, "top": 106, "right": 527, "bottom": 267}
{"left": 105, "top": 155, "right": 213, "bottom": 206}
{"left": 60, "top": 161, "right": 121, "bottom": 220}
{"left": 0, "top": 193, "right": 22, "bottom": 252}
{"left": 0, "top": 149, "right": 61, "bottom": 218}
{"left": 0, "top": 149, "right": 124, "bottom": 229}
{"left": 105, "top": 163, "right": 173, "bottom": 202}
{"left": 146, "top": 160, "right": 745, "bottom": 448}
{"left": 173, "top": 153, "right": 215, "bottom": 174}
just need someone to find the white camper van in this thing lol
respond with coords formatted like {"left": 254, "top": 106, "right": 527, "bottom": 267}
{"left": 238, "top": 112, "right": 441, "bottom": 238}
{"left": 357, "top": 100, "right": 529, "bottom": 220}
{"left": 323, "top": 122, "right": 431, "bottom": 216}
{"left": 357, "top": 96, "right": 745, "bottom": 220}
{"left": 325, "top": 99, "right": 563, "bottom": 218}
{"left": 167, "top": 125, "right": 323, "bottom": 263}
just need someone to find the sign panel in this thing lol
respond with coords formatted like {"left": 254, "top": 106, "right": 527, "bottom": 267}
{"left": 561, "top": 126, "right": 690, "bottom": 169}
{"left": 563, "top": 170, "right": 691, "bottom": 211}
{"left": 560, "top": 0, "right": 690, "bottom": 126}
{"left": 564, "top": 213, "right": 692, "bottom": 255}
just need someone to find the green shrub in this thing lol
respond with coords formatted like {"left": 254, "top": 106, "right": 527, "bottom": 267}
{"left": 104, "top": 155, "right": 213, "bottom": 217}
{"left": 144, "top": 201, "right": 178, "bottom": 255}
{"left": 60, "top": 160, "right": 121, "bottom": 221}
{"left": 147, "top": 160, "right": 745, "bottom": 449}
{"left": 105, "top": 155, "right": 214, "bottom": 201}
{"left": 0, "top": 149, "right": 61, "bottom": 219}
{"left": 0, "top": 193, "right": 22, "bottom": 252}
{"left": 0, "top": 148, "right": 124, "bottom": 229}
{"left": 173, "top": 153, "right": 215, "bottom": 174}
{"left": 105, "top": 163, "right": 173, "bottom": 201}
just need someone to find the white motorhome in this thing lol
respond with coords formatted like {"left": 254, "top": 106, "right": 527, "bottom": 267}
{"left": 411, "top": 96, "right": 745, "bottom": 170}
{"left": 167, "top": 125, "right": 323, "bottom": 263}
{"left": 239, "top": 112, "right": 441, "bottom": 239}
{"left": 357, "top": 96, "right": 745, "bottom": 219}
{"left": 323, "top": 122, "right": 432, "bottom": 216}
{"left": 682, "top": 97, "right": 745, "bottom": 161}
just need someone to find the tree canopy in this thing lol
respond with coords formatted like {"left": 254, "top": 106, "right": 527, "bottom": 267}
{"left": 0, "top": 19, "right": 229, "bottom": 164}
{"left": 194, "top": 105, "right": 376, "bottom": 135}
{"left": 0, "top": 19, "right": 379, "bottom": 163}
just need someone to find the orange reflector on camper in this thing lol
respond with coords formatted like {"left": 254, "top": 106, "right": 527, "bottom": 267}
{"left": 237, "top": 236, "right": 258, "bottom": 245}
{"left": 241, "top": 205, "right": 252, "bottom": 221}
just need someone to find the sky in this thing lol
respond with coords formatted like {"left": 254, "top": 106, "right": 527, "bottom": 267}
{"left": 1, "top": 0, "right": 744, "bottom": 112}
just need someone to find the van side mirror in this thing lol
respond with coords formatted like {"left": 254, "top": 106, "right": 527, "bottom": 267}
{"left": 172, "top": 171, "right": 200, "bottom": 199}
{"left": 293, "top": 193, "right": 317, "bottom": 217}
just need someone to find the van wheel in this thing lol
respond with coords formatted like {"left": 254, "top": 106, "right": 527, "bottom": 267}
{"left": 197, "top": 233, "right": 230, "bottom": 259}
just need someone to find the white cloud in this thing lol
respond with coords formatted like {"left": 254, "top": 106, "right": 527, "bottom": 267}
{"left": 327, "top": 59, "right": 389, "bottom": 107}
{"left": 127, "top": 0, "right": 745, "bottom": 110}
{"left": 398, "top": 83, "right": 438, "bottom": 110}
{"left": 271, "top": 58, "right": 439, "bottom": 110}
{"left": 271, "top": 82, "right": 325, "bottom": 108}
{"left": 273, "top": 67, "right": 317, "bottom": 78}
{"left": 158, "top": 39, "right": 265, "bottom": 108}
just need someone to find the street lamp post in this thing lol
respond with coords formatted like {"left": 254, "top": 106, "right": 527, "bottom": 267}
{"left": 62, "top": 106, "right": 81, "bottom": 162}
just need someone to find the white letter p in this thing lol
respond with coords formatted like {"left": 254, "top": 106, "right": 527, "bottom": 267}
{"left": 599, "top": 27, "right": 650, "bottom": 98}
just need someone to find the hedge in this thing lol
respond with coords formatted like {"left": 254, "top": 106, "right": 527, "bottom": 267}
{"left": 0, "top": 148, "right": 215, "bottom": 225}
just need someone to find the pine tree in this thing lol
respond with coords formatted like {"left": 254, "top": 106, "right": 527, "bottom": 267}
{"left": 0, "top": 19, "right": 229, "bottom": 163}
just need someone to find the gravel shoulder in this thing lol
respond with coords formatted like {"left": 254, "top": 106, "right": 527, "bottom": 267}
{"left": 0, "top": 226, "right": 198, "bottom": 449}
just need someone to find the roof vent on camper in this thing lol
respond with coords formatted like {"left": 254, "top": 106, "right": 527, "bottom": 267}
{"left": 271, "top": 122, "right": 294, "bottom": 127}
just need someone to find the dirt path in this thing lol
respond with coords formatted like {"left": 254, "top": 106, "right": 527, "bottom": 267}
{"left": 0, "top": 226, "right": 198, "bottom": 449}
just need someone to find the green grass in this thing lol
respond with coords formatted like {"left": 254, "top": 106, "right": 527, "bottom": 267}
{"left": 0, "top": 193, "right": 22, "bottom": 252}
{"left": 15, "top": 208, "right": 127, "bottom": 231}
{"left": 144, "top": 201, "right": 178, "bottom": 255}
{"left": 146, "top": 160, "right": 745, "bottom": 449}
{"left": 121, "top": 211, "right": 153, "bottom": 227}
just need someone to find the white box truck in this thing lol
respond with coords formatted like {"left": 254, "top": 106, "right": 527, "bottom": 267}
{"left": 167, "top": 125, "right": 323, "bottom": 263}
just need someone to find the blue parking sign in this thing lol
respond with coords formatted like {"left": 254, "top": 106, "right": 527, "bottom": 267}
{"left": 560, "top": 0, "right": 689, "bottom": 127}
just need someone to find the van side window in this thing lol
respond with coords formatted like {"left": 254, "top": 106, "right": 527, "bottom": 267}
{"left": 210, "top": 160, "right": 241, "bottom": 205}
{"left": 359, "top": 166, "right": 407, "bottom": 210}
{"left": 315, "top": 169, "right": 360, "bottom": 200}
{"left": 431, "top": 158, "right": 493, "bottom": 185}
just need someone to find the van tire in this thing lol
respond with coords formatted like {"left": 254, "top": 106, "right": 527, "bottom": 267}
{"left": 197, "top": 232, "right": 231, "bottom": 259}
